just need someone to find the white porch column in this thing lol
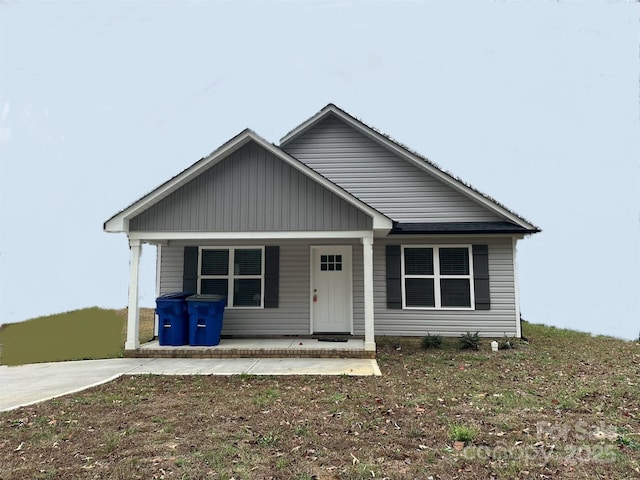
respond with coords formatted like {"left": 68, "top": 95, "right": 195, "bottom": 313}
{"left": 512, "top": 237, "right": 522, "bottom": 338}
{"left": 125, "top": 238, "right": 142, "bottom": 351}
{"left": 362, "top": 235, "right": 376, "bottom": 352}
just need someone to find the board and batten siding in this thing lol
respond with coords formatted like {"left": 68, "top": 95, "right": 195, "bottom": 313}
{"left": 129, "top": 141, "right": 372, "bottom": 232}
{"left": 158, "top": 239, "right": 365, "bottom": 336}
{"left": 373, "top": 237, "right": 519, "bottom": 337}
{"left": 283, "top": 115, "right": 503, "bottom": 224}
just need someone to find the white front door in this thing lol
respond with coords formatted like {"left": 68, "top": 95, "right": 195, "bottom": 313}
{"left": 311, "top": 246, "right": 353, "bottom": 334}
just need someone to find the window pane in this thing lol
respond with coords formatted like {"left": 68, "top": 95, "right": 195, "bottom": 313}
{"left": 234, "top": 249, "right": 262, "bottom": 275}
{"left": 233, "top": 279, "right": 262, "bottom": 307}
{"left": 200, "top": 279, "right": 228, "bottom": 305}
{"left": 405, "top": 278, "right": 435, "bottom": 307}
{"left": 201, "top": 249, "right": 229, "bottom": 275}
{"left": 404, "top": 248, "right": 434, "bottom": 275}
{"left": 439, "top": 248, "right": 469, "bottom": 275}
{"left": 441, "top": 279, "right": 471, "bottom": 307}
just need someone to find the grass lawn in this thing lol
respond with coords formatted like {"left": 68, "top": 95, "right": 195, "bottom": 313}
{"left": 1, "top": 317, "right": 639, "bottom": 479}
{"left": 0, "top": 307, "right": 156, "bottom": 366}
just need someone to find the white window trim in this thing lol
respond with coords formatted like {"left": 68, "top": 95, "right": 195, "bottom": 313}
{"left": 401, "top": 245, "right": 475, "bottom": 310}
{"left": 198, "top": 246, "right": 265, "bottom": 309}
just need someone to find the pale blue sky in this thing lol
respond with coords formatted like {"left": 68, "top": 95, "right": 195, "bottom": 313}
{"left": 1, "top": 1, "right": 639, "bottom": 339}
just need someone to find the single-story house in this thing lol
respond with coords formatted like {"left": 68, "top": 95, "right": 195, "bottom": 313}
{"left": 104, "top": 104, "right": 539, "bottom": 353}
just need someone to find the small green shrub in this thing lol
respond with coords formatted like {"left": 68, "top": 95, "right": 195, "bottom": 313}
{"left": 499, "top": 334, "right": 515, "bottom": 350}
{"left": 421, "top": 333, "right": 442, "bottom": 349}
{"left": 459, "top": 331, "right": 481, "bottom": 350}
{"left": 449, "top": 424, "right": 477, "bottom": 443}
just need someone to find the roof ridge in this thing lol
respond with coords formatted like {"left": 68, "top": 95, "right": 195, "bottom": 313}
{"left": 281, "top": 103, "right": 540, "bottom": 232}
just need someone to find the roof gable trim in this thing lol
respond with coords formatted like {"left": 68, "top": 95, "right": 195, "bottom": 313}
{"left": 104, "top": 129, "right": 392, "bottom": 233}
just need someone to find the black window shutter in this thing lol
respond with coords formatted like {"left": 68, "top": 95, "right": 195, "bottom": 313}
{"left": 386, "top": 245, "right": 402, "bottom": 309}
{"left": 183, "top": 246, "right": 198, "bottom": 294}
{"left": 264, "top": 246, "right": 280, "bottom": 308}
{"left": 472, "top": 245, "right": 490, "bottom": 310}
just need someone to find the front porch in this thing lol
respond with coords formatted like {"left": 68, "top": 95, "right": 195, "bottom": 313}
{"left": 124, "top": 337, "right": 375, "bottom": 359}
{"left": 124, "top": 233, "right": 379, "bottom": 355}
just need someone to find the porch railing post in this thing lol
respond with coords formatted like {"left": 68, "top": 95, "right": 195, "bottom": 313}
{"left": 125, "top": 238, "right": 142, "bottom": 351}
{"left": 362, "top": 235, "right": 376, "bottom": 352}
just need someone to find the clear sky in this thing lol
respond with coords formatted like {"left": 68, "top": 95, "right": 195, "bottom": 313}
{"left": 1, "top": 1, "right": 639, "bottom": 339}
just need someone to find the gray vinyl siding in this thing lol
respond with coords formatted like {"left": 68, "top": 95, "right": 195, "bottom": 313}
{"left": 373, "top": 236, "right": 519, "bottom": 337}
{"left": 283, "top": 115, "right": 503, "bottom": 223}
{"left": 130, "top": 141, "right": 372, "bottom": 232}
{"left": 158, "top": 246, "right": 183, "bottom": 294}
{"left": 158, "top": 236, "right": 516, "bottom": 337}
{"left": 159, "top": 239, "right": 365, "bottom": 336}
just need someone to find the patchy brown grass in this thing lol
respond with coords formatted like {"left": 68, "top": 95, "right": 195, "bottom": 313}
{"left": 114, "top": 307, "right": 156, "bottom": 346}
{"left": 1, "top": 322, "right": 639, "bottom": 479}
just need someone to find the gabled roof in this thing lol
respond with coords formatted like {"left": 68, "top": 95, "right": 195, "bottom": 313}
{"left": 280, "top": 104, "right": 540, "bottom": 233}
{"left": 104, "top": 129, "right": 393, "bottom": 233}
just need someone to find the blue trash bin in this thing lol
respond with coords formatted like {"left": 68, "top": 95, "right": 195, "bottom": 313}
{"left": 186, "top": 294, "right": 226, "bottom": 346}
{"left": 156, "top": 292, "right": 191, "bottom": 346}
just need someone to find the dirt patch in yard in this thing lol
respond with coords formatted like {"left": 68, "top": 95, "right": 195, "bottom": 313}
{"left": 1, "top": 324, "right": 639, "bottom": 479}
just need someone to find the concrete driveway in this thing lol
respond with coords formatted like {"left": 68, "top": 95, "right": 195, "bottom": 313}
{"left": 0, "top": 357, "right": 381, "bottom": 412}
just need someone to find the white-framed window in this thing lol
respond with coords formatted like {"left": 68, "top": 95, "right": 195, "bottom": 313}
{"left": 198, "top": 246, "right": 265, "bottom": 308}
{"left": 401, "top": 245, "right": 474, "bottom": 309}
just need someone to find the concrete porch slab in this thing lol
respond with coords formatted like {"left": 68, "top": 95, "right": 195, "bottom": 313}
{"left": 129, "top": 337, "right": 375, "bottom": 359}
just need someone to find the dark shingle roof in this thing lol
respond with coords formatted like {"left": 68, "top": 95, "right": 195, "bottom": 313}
{"left": 391, "top": 221, "right": 539, "bottom": 235}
